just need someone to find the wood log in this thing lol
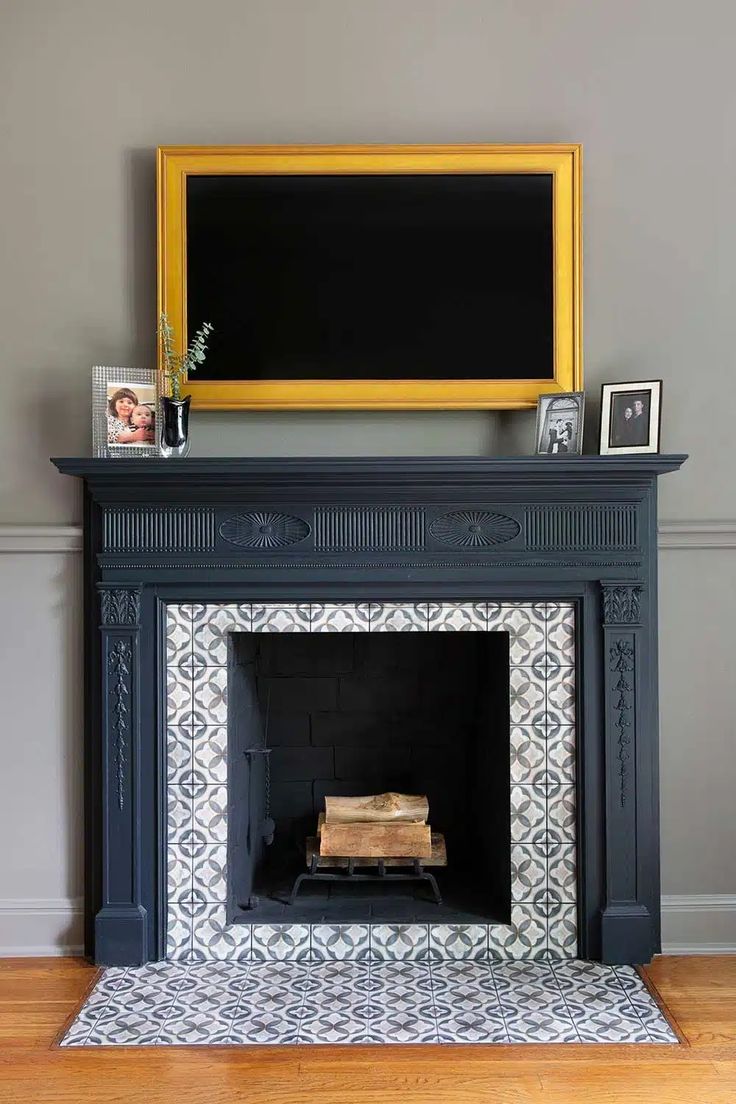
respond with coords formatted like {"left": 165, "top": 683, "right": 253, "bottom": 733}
{"left": 323, "top": 792, "right": 429, "bottom": 824}
{"left": 319, "top": 820, "right": 432, "bottom": 858}
{"left": 306, "top": 833, "right": 447, "bottom": 869}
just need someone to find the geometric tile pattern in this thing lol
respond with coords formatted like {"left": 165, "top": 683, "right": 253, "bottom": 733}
{"left": 166, "top": 601, "right": 577, "bottom": 962}
{"left": 59, "top": 959, "right": 678, "bottom": 1046}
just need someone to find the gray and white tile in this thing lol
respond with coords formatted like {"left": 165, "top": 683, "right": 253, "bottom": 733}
{"left": 192, "top": 605, "right": 250, "bottom": 667}
{"left": 547, "top": 905, "right": 578, "bottom": 958}
{"left": 251, "top": 924, "right": 311, "bottom": 962}
{"left": 547, "top": 784, "right": 576, "bottom": 843}
{"left": 166, "top": 606, "right": 193, "bottom": 671}
{"left": 165, "top": 599, "right": 579, "bottom": 967}
{"left": 510, "top": 843, "right": 548, "bottom": 901}
{"left": 546, "top": 603, "right": 576, "bottom": 665}
{"left": 546, "top": 667, "right": 576, "bottom": 725}
{"left": 510, "top": 784, "right": 547, "bottom": 843}
{"left": 191, "top": 725, "right": 227, "bottom": 784}
{"left": 426, "top": 602, "right": 488, "bottom": 631}
{"left": 369, "top": 603, "right": 429, "bottom": 632}
{"left": 191, "top": 668, "right": 228, "bottom": 725}
{"left": 191, "top": 843, "right": 227, "bottom": 902}
{"left": 166, "top": 667, "right": 192, "bottom": 726}
{"left": 487, "top": 603, "right": 547, "bottom": 665}
{"left": 510, "top": 726, "right": 547, "bottom": 784}
{"left": 311, "top": 924, "right": 370, "bottom": 961}
{"left": 167, "top": 786, "right": 192, "bottom": 842}
{"left": 488, "top": 906, "right": 548, "bottom": 961}
{"left": 547, "top": 843, "right": 576, "bottom": 901}
{"left": 191, "top": 906, "right": 251, "bottom": 961}
{"left": 310, "top": 603, "right": 372, "bottom": 632}
{"left": 61, "top": 959, "right": 678, "bottom": 1047}
{"left": 370, "top": 924, "right": 429, "bottom": 960}
{"left": 166, "top": 727, "right": 193, "bottom": 786}
{"left": 508, "top": 666, "right": 547, "bottom": 724}
{"left": 428, "top": 925, "right": 488, "bottom": 961}
{"left": 547, "top": 725, "right": 576, "bottom": 784}
{"left": 251, "top": 603, "right": 311, "bottom": 632}
{"left": 191, "top": 784, "right": 228, "bottom": 844}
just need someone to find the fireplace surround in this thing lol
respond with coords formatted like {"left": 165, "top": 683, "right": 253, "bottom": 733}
{"left": 166, "top": 599, "right": 575, "bottom": 961}
{"left": 53, "top": 454, "right": 685, "bottom": 966}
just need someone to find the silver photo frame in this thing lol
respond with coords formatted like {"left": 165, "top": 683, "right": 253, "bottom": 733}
{"left": 535, "top": 391, "right": 585, "bottom": 456}
{"left": 92, "top": 366, "right": 159, "bottom": 458}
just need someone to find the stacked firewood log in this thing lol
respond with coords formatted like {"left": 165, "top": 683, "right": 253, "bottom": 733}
{"left": 306, "top": 792, "right": 447, "bottom": 868}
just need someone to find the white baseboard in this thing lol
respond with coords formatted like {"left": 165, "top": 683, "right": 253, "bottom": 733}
{"left": 0, "top": 944, "right": 85, "bottom": 957}
{"left": 661, "top": 894, "right": 736, "bottom": 954}
{"left": 0, "top": 897, "right": 84, "bottom": 957}
{"left": 660, "top": 943, "right": 736, "bottom": 955}
{"left": 0, "top": 521, "right": 734, "bottom": 554}
{"left": 1, "top": 894, "right": 734, "bottom": 957}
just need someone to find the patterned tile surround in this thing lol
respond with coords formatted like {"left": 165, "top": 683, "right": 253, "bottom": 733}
{"left": 166, "top": 601, "right": 577, "bottom": 963}
{"left": 60, "top": 960, "right": 678, "bottom": 1046}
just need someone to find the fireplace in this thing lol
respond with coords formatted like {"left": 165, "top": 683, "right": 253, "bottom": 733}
{"left": 53, "top": 454, "right": 685, "bottom": 966}
{"left": 228, "top": 627, "right": 513, "bottom": 924}
{"left": 166, "top": 600, "right": 575, "bottom": 960}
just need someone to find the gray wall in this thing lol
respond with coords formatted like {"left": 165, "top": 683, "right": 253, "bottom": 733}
{"left": 0, "top": 0, "right": 734, "bottom": 952}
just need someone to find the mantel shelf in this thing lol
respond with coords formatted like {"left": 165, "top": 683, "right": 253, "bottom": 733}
{"left": 52, "top": 454, "right": 687, "bottom": 488}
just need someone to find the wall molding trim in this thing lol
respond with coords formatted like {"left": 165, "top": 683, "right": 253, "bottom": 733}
{"left": 1, "top": 520, "right": 735, "bottom": 554}
{"left": 657, "top": 520, "right": 736, "bottom": 549}
{"left": 0, "top": 526, "right": 83, "bottom": 553}
{"left": 0, "top": 896, "right": 83, "bottom": 915}
{"left": 662, "top": 894, "right": 736, "bottom": 912}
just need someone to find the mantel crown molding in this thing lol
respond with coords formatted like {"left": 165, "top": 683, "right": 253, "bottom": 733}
{"left": 51, "top": 454, "right": 689, "bottom": 489}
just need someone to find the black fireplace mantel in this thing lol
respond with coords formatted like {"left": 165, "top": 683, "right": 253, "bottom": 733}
{"left": 53, "top": 454, "right": 686, "bottom": 966}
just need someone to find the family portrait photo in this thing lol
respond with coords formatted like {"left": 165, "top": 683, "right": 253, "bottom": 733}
{"left": 92, "top": 367, "right": 159, "bottom": 457}
{"left": 599, "top": 381, "right": 662, "bottom": 455}
{"left": 535, "top": 392, "right": 585, "bottom": 455}
{"left": 107, "top": 383, "right": 156, "bottom": 446}
{"left": 609, "top": 391, "right": 650, "bottom": 448}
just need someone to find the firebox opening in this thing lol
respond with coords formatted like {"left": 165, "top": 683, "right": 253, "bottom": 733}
{"left": 227, "top": 632, "right": 511, "bottom": 925}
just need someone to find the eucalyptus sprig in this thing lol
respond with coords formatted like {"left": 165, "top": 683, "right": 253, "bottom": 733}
{"left": 159, "top": 312, "right": 214, "bottom": 400}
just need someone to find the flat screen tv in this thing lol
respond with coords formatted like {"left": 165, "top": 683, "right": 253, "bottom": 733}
{"left": 157, "top": 145, "right": 582, "bottom": 410}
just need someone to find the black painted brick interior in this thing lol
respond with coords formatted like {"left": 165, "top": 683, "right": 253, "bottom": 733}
{"left": 229, "top": 632, "right": 511, "bottom": 923}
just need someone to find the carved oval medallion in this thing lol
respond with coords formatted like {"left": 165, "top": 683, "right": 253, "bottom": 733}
{"left": 219, "top": 511, "right": 310, "bottom": 550}
{"left": 429, "top": 509, "right": 520, "bottom": 548}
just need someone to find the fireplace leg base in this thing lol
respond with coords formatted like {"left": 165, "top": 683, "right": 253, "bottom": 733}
{"left": 601, "top": 903, "right": 656, "bottom": 965}
{"left": 94, "top": 905, "right": 148, "bottom": 966}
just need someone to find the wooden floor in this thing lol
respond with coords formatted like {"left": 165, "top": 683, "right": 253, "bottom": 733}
{"left": 1, "top": 957, "right": 735, "bottom": 1103}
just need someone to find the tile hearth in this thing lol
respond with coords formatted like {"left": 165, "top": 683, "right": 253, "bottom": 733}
{"left": 166, "top": 600, "right": 577, "bottom": 962}
{"left": 60, "top": 959, "right": 678, "bottom": 1047}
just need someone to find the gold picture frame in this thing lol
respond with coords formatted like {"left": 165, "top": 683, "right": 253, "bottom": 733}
{"left": 157, "top": 144, "right": 582, "bottom": 410}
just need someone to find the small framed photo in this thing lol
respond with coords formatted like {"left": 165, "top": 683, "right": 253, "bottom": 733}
{"left": 535, "top": 392, "right": 585, "bottom": 456}
{"left": 92, "top": 367, "right": 158, "bottom": 457}
{"left": 599, "top": 381, "right": 662, "bottom": 455}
